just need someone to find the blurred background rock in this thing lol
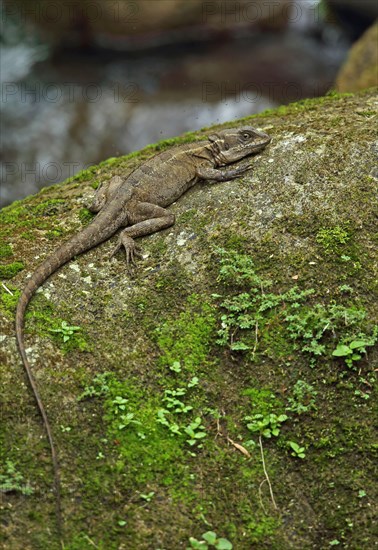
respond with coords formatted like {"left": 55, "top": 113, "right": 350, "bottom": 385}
{"left": 1, "top": 0, "right": 377, "bottom": 206}
{"left": 335, "top": 21, "right": 378, "bottom": 92}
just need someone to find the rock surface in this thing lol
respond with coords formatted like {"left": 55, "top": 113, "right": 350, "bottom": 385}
{"left": 0, "top": 89, "right": 377, "bottom": 549}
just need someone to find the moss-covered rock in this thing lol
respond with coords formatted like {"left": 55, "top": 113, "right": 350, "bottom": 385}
{"left": 0, "top": 89, "right": 377, "bottom": 549}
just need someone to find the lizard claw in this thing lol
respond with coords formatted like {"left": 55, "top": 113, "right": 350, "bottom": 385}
{"left": 236, "top": 162, "right": 253, "bottom": 174}
{"left": 110, "top": 234, "right": 142, "bottom": 265}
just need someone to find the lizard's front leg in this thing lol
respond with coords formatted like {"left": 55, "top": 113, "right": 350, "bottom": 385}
{"left": 111, "top": 202, "right": 175, "bottom": 264}
{"left": 196, "top": 162, "right": 252, "bottom": 182}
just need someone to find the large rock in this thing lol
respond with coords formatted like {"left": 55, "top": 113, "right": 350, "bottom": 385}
{"left": 336, "top": 21, "right": 378, "bottom": 92}
{"left": 1, "top": 89, "right": 377, "bottom": 549}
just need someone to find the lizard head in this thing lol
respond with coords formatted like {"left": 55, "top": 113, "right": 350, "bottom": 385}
{"left": 208, "top": 126, "right": 271, "bottom": 165}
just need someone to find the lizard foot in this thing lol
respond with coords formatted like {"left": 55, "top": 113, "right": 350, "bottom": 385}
{"left": 234, "top": 162, "right": 253, "bottom": 175}
{"left": 110, "top": 234, "right": 142, "bottom": 265}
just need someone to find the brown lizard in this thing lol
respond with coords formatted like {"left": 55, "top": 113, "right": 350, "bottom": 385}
{"left": 15, "top": 125, "right": 271, "bottom": 538}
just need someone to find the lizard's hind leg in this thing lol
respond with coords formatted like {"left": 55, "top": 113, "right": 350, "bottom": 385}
{"left": 111, "top": 202, "right": 175, "bottom": 264}
{"left": 88, "top": 175, "right": 124, "bottom": 213}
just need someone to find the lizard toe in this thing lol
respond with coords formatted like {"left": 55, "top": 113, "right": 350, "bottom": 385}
{"left": 110, "top": 234, "right": 141, "bottom": 265}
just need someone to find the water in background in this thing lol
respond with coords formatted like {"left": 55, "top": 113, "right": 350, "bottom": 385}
{"left": 1, "top": 0, "right": 350, "bottom": 206}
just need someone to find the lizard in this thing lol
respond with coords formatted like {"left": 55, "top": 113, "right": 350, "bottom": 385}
{"left": 15, "top": 125, "right": 271, "bottom": 538}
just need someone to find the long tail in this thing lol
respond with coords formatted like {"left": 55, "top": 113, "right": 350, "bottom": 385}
{"left": 15, "top": 207, "right": 125, "bottom": 539}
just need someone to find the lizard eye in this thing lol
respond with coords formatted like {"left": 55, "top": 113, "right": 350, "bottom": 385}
{"left": 224, "top": 143, "right": 229, "bottom": 150}
{"left": 243, "top": 132, "right": 250, "bottom": 140}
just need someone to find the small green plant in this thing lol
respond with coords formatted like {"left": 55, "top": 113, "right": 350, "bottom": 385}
{"left": 354, "top": 389, "right": 370, "bottom": 400}
{"left": 140, "top": 491, "right": 155, "bottom": 502}
{"left": 157, "top": 409, "right": 207, "bottom": 449}
{"left": 187, "top": 531, "right": 233, "bottom": 550}
{"left": 170, "top": 361, "right": 182, "bottom": 373}
{"left": 112, "top": 396, "right": 129, "bottom": 412}
{"left": 215, "top": 249, "right": 377, "bottom": 370}
{"left": 216, "top": 253, "right": 314, "bottom": 353}
{"left": 0, "top": 460, "right": 33, "bottom": 495}
{"left": 60, "top": 425, "right": 72, "bottom": 433}
{"left": 163, "top": 387, "right": 193, "bottom": 414}
{"left": 286, "top": 380, "right": 317, "bottom": 415}
{"left": 283, "top": 304, "right": 366, "bottom": 361}
{"left": 78, "top": 372, "right": 112, "bottom": 401}
{"left": 156, "top": 368, "right": 206, "bottom": 450}
{"left": 110, "top": 396, "right": 141, "bottom": 431}
{"left": 184, "top": 417, "right": 207, "bottom": 447}
{"left": 49, "top": 320, "right": 81, "bottom": 342}
{"left": 156, "top": 409, "right": 181, "bottom": 435}
{"left": 332, "top": 332, "right": 377, "bottom": 368}
{"left": 245, "top": 413, "right": 288, "bottom": 439}
{"left": 118, "top": 519, "right": 127, "bottom": 527}
{"left": 288, "top": 441, "right": 306, "bottom": 459}
{"left": 117, "top": 412, "right": 141, "bottom": 431}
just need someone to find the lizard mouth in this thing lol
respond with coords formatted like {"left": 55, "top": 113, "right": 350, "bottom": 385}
{"left": 223, "top": 136, "right": 271, "bottom": 163}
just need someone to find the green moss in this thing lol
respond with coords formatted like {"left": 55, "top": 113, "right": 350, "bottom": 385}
{"left": 90, "top": 179, "right": 101, "bottom": 190}
{"left": 69, "top": 166, "right": 98, "bottom": 183}
{"left": 0, "top": 243, "right": 13, "bottom": 259}
{"left": 0, "top": 201, "right": 29, "bottom": 225}
{"left": 242, "top": 387, "right": 284, "bottom": 417}
{"left": 239, "top": 90, "right": 354, "bottom": 122}
{"left": 148, "top": 239, "right": 168, "bottom": 259}
{"left": 46, "top": 228, "right": 65, "bottom": 240}
{"left": 65, "top": 534, "right": 114, "bottom": 550}
{"left": 240, "top": 513, "right": 280, "bottom": 544}
{"left": 178, "top": 209, "right": 197, "bottom": 224}
{"left": 152, "top": 132, "right": 199, "bottom": 151}
{"left": 0, "top": 196, "right": 70, "bottom": 243}
{"left": 78, "top": 208, "right": 95, "bottom": 225}
{"left": 155, "top": 295, "right": 216, "bottom": 372}
{"left": 0, "top": 284, "right": 20, "bottom": 314}
{"left": 32, "top": 199, "right": 66, "bottom": 216}
{"left": 357, "top": 110, "right": 376, "bottom": 117}
{"left": 19, "top": 231, "right": 35, "bottom": 240}
{"left": 0, "top": 261, "right": 24, "bottom": 279}
{"left": 23, "top": 294, "right": 89, "bottom": 353}
{"left": 101, "top": 377, "right": 188, "bottom": 484}
{"left": 316, "top": 225, "right": 351, "bottom": 253}
{"left": 214, "top": 248, "right": 377, "bottom": 372}
{"left": 0, "top": 458, "right": 33, "bottom": 495}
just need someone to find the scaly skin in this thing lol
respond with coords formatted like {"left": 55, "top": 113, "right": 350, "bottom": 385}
{"left": 15, "top": 126, "right": 271, "bottom": 540}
